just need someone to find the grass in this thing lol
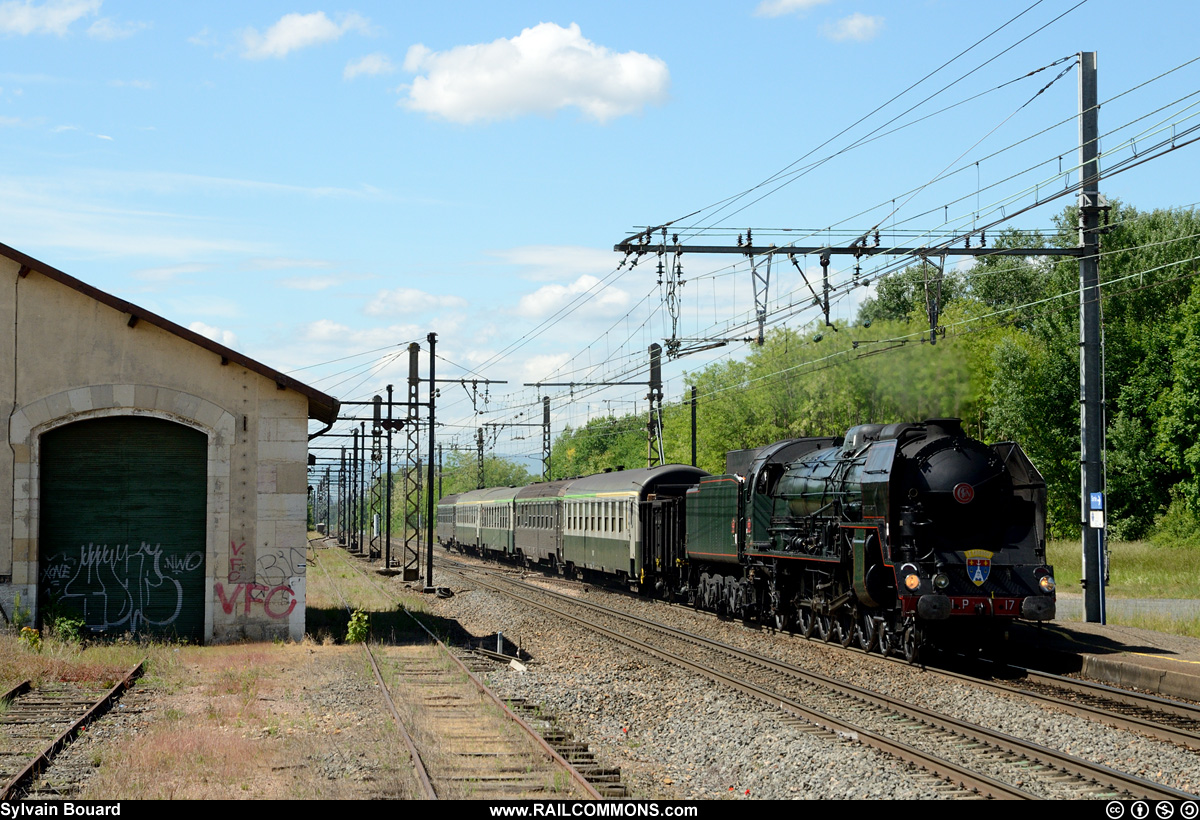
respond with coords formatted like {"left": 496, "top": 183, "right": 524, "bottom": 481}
{"left": 0, "top": 630, "right": 180, "bottom": 692}
{"left": 305, "top": 542, "right": 433, "bottom": 646}
{"left": 1047, "top": 538, "right": 1200, "bottom": 638}
{"left": 77, "top": 640, "right": 418, "bottom": 799}
{"left": 1046, "top": 538, "right": 1200, "bottom": 599}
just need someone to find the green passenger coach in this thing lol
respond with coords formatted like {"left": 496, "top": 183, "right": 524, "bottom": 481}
{"left": 561, "top": 466, "right": 707, "bottom": 586}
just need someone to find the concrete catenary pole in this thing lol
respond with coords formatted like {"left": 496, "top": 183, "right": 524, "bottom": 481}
{"left": 1078, "top": 51, "right": 1107, "bottom": 624}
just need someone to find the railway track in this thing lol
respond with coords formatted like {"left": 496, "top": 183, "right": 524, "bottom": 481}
{"left": 925, "top": 661, "right": 1200, "bottom": 752}
{"left": 0, "top": 664, "right": 144, "bottom": 800}
{"left": 442, "top": 557, "right": 1199, "bottom": 801}
{"left": 311, "top": 542, "right": 606, "bottom": 800}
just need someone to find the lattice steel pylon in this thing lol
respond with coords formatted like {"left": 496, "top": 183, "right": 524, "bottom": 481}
{"left": 367, "top": 395, "right": 385, "bottom": 561}
{"left": 401, "top": 342, "right": 422, "bottom": 581}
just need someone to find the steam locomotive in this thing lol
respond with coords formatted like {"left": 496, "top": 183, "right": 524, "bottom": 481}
{"left": 437, "top": 418, "right": 1055, "bottom": 661}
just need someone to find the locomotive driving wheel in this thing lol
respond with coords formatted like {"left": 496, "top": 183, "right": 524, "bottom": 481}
{"left": 856, "top": 611, "right": 878, "bottom": 652}
{"left": 817, "top": 612, "right": 834, "bottom": 642}
{"left": 836, "top": 608, "right": 855, "bottom": 648}
{"left": 878, "top": 622, "right": 895, "bottom": 657}
{"left": 798, "top": 606, "right": 815, "bottom": 638}
{"left": 902, "top": 625, "right": 923, "bottom": 664}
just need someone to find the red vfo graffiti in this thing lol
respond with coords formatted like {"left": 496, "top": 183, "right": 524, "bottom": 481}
{"left": 215, "top": 582, "right": 296, "bottom": 619}
{"left": 228, "top": 540, "right": 247, "bottom": 583}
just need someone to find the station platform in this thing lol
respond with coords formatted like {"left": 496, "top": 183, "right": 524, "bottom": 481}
{"left": 1012, "top": 597, "right": 1200, "bottom": 701}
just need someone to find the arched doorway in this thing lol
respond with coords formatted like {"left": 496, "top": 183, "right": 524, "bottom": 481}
{"left": 39, "top": 416, "right": 207, "bottom": 640}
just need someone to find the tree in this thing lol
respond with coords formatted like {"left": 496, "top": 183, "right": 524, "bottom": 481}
{"left": 551, "top": 414, "right": 646, "bottom": 478}
{"left": 430, "top": 450, "right": 534, "bottom": 499}
{"left": 856, "top": 261, "right": 965, "bottom": 326}
{"left": 1156, "top": 278, "right": 1200, "bottom": 520}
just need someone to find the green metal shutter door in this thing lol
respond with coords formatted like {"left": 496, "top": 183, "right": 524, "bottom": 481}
{"left": 40, "top": 416, "right": 207, "bottom": 641}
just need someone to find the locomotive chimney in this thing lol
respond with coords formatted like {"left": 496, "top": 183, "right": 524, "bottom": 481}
{"left": 924, "top": 418, "right": 963, "bottom": 439}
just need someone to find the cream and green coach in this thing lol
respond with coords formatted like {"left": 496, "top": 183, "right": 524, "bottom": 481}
{"left": 560, "top": 465, "right": 706, "bottom": 585}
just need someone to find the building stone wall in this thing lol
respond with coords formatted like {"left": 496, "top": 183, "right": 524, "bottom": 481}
{"left": 0, "top": 256, "right": 313, "bottom": 642}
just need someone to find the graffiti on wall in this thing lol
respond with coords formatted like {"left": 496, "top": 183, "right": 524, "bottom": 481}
{"left": 256, "top": 547, "right": 305, "bottom": 587}
{"left": 214, "top": 581, "right": 297, "bottom": 619}
{"left": 216, "top": 539, "right": 299, "bottom": 620}
{"left": 41, "top": 542, "right": 202, "bottom": 631}
{"left": 228, "top": 539, "right": 247, "bottom": 583}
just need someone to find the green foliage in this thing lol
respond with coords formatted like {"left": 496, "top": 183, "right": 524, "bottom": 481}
{"left": 434, "top": 451, "right": 534, "bottom": 500}
{"left": 45, "top": 611, "right": 87, "bottom": 645}
{"left": 1150, "top": 494, "right": 1200, "bottom": 550}
{"left": 345, "top": 610, "right": 369, "bottom": 644}
{"left": 961, "top": 228, "right": 1057, "bottom": 315}
{"left": 986, "top": 331, "right": 1079, "bottom": 536}
{"left": 10, "top": 593, "right": 30, "bottom": 630}
{"left": 552, "top": 414, "right": 648, "bottom": 478}
{"left": 1155, "top": 278, "right": 1200, "bottom": 517}
{"left": 856, "top": 261, "right": 966, "bottom": 325}
{"left": 17, "top": 626, "right": 42, "bottom": 652}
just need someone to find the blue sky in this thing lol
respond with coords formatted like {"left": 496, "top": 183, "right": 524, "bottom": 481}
{"left": 2, "top": 0, "right": 1198, "bottom": 467}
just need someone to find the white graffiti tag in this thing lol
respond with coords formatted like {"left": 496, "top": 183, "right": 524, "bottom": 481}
{"left": 46, "top": 542, "right": 203, "bottom": 632}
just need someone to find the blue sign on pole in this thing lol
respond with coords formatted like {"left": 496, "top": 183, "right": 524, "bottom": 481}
{"left": 1090, "top": 492, "right": 1104, "bottom": 511}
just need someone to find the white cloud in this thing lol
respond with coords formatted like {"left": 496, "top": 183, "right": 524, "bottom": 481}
{"left": 0, "top": 0, "right": 99, "bottom": 36}
{"left": 241, "top": 11, "right": 370, "bottom": 60}
{"left": 132, "top": 263, "right": 210, "bottom": 283}
{"left": 278, "top": 275, "right": 340, "bottom": 291}
{"left": 300, "top": 319, "right": 423, "bottom": 351}
{"left": 109, "top": 78, "right": 153, "bottom": 89}
{"left": 95, "top": 133, "right": 112, "bottom": 140}
{"left": 400, "top": 22, "right": 669, "bottom": 124}
{"left": 516, "top": 274, "right": 629, "bottom": 319}
{"left": 754, "top": 0, "right": 831, "bottom": 18}
{"left": 522, "top": 353, "right": 569, "bottom": 385}
{"left": 489, "top": 245, "right": 616, "bottom": 282}
{"left": 187, "top": 26, "right": 215, "bottom": 47}
{"left": 87, "top": 16, "right": 148, "bottom": 40}
{"left": 249, "top": 257, "right": 332, "bottom": 270}
{"left": 344, "top": 52, "right": 394, "bottom": 80}
{"left": 822, "top": 13, "right": 883, "bottom": 42}
{"left": 364, "top": 287, "right": 467, "bottom": 317}
{"left": 189, "top": 321, "right": 239, "bottom": 349}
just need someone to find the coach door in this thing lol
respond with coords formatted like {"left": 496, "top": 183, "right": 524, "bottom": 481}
{"left": 39, "top": 416, "right": 207, "bottom": 641}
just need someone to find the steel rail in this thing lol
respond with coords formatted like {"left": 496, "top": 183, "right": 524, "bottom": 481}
{"left": 443, "top": 564, "right": 1032, "bottom": 800}
{"left": 453, "top": 561, "right": 1199, "bottom": 801}
{"left": 310, "top": 540, "right": 438, "bottom": 799}
{"left": 399, "top": 608, "right": 605, "bottom": 800}
{"left": 313, "top": 539, "right": 603, "bottom": 799}
{"left": 925, "top": 662, "right": 1200, "bottom": 752}
{"left": 1023, "top": 667, "right": 1200, "bottom": 721}
{"left": 1, "top": 662, "right": 144, "bottom": 800}
{"left": 319, "top": 540, "right": 605, "bottom": 800}
{"left": 0, "top": 679, "right": 32, "bottom": 704}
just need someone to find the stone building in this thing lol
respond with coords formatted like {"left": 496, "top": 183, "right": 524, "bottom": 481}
{"left": 0, "top": 242, "right": 338, "bottom": 642}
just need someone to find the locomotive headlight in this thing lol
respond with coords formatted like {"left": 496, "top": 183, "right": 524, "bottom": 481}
{"left": 904, "top": 573, "right": 921, "bottom": 591}
{"left": 1039, "top": 575, "right": 1056, "bottom": 593}
{"left": 933, "top": 572, "right": 950, "bottom": 590}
